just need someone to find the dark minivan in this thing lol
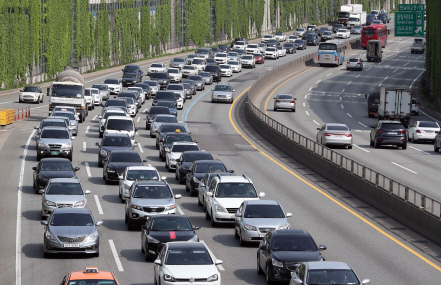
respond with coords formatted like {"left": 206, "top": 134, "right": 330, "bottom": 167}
{"left": 370, "top": 121, "right": 407, "bottom": 149}
{"left": 204, "top": 65, "right": 222, "bottom": 82}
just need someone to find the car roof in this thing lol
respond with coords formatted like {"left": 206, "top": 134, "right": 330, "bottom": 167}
{"left": 182, "top": 151, "right": 211, "bottom": 156}
{"left": 272, "top": 229, "right": 310, "bottom": 236}
{"left": 216, "top": 175, "right": 250, "bottom": 183}
{"left": 325, "top": 123, "right": 349, "bottom": 127}
{"left": 306, "top": 261, "right": 352, "bottom": 270}
{"left": 110, "top": 150, "right": 139, "bottom": 154}
{"left": 53, "top": 208, "right": 91, "bottom": 214}
{"left": 107, "top": 116, "right": 133, "bottom": 121}
{"left": 126, "top": 166, "right": 157, "bottom": 171}
{"left": 194, "top": 160, "right": 223, "bottom": 165}
{"left": 49, "top": 178, "right": 80, "bottom": 183}
{"left": 171, "top": 141, "right": 198, "bottom": 146}
{"left": 42, "top": 118, "right": 66, "bottom": 123}
{"left": 379, "top": 120, "right": 403, "bottom": 124}
{"left": 125, "top": 64, "right": 139, "bottom": 67}
{"left": 41, "top": 126, "right": 69, "bottom": 131}
{"left": 155, "top": 114, "right": 177, "bottom": 118}
{"left": 151, "top": 214, "right": 189, "bottom": 221}
{"left": 69, "top": 268, "right": 115, "bottom": 281}
{"left": 137, "top": 180, "right": 166, "bottom": 186}
{"left": 167, "top": 241, "right": 206, "bottom": 249}
{"left": 102, "top": 133, "right": 130, "bottom": 138}
{"left": 150, "top": 106, "right": 170, "bottom": 110}
{"left": 165, "top": 132, "right": 191, "bottom": 137}
{"left": 244, "top": 200, "right": 279, "bottom": 206}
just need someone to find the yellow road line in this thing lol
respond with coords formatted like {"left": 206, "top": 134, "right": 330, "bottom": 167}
{"left": 229, "top": 87, "right": 441, "bottom": 272}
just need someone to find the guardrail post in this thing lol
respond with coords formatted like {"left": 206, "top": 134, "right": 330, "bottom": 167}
{"left": 375, "top": 173, "right": 379, "bottom": 186}
{"left": 362, "top": 166, "right": 366, "bottom": 179}
{"left": 404, "top": 187, "right": 409, "bottom": 201}
{"left": 389, "top": 179, "right": 393, "bottom": 194}
{"left": 421, "top": 195, "right": 426, "bottom": 210}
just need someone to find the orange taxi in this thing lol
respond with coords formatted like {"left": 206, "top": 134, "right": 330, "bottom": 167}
{"left": 60, "top": 267, "right": 119, "bottom": 285}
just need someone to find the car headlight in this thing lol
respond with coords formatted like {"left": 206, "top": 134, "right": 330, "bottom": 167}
{"left": 63, "top": 142, "right": 72, "bottom": 148}
{"left": 123, "top": 182, "right": 131, "bottom": 190}
{"left": 20, "top": 93, "right": 23, "bottom": 97}
{"left": 44, "top": 199, "right": 56, "bottom": 207}
{"left": 84, "top": 230, "right": 99, "bottom": 243}
{"left": 164, "top": 147, "right": 170, "bottom": 152}
{"left": 147, "top": 235, "right": 161, "bottom": 243}
{"left": 188, "top": 235, "right": 199, "bottom": 242}
{"left": 164, "top": 274, "right": 176, "bottom": 282}
{"left": 207, "top": 274, "right": 218, "bottom": 282}
{"left": 107, "top": 168, "right": 116, "bottom": 173}
{"left": 244, "top": 224, "right": 257, "bottom": 231}
{"left": 74, "top": 200, "right": 86, "bottom": 207}
{"left": 165, "top": 204, "right": 177, "bottom": 211}
{"left": 45, "top": 231, "right": 57, "bottom": 241}
{"left": 38, "top": 142, "right": 49, "bottom": 148}
{"left": 193, "top": 177, "right": 200, "bottom": 183}
{"left": 272, "top": 258, "right": 284, "bottom": 268}
{"left": 39, "top": 176, "right": 49, "bottom": 181}
{"left": 131, "top": 204, "right": 143, "bottom": 211}
{"left": 100, "top": 150, "right": 108, "bottom": 156}
{"left": 215, "top": 203, "right": 227, "bottom": 213}
{"left": 277, "top": 224, "right": 290, "bottom": 230}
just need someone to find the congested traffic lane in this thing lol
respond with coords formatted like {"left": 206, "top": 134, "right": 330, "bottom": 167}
{"left": 259, "top": 37, "right": 441, "bottom": 203}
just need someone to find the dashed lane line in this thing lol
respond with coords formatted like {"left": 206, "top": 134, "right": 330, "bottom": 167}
{"left": 108, "top": 240, "right": 124, "bottom": 272}
{"left": 391, "top": 162, "right": 418, "bottom": 174}
{"left": 85, "top": 162, "right": 92, "bottom": 177}
{"left": 94, "top": 195, "right": 104, "bottom": 214}
{"left": 353, "top": 144, "right": 370, "bottom": 153}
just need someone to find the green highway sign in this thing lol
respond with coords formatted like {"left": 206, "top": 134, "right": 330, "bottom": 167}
{"left": 398, "top": 4, "right": 425, "bottom": 12}
{"left": 395, "top": 12, "right": 425, "bottom": 37}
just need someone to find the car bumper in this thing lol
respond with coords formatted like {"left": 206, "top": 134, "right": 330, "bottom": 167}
{"left": 413, "top": 133, "right": 436, "bottom": 141}
{"left": 212, "top": 95, "right": 233, "bottom": 102}
{"left": 37, "top": 148, "right": 73, "bottom": 159}
{"left": 170, "top": 78, "right": 181, "bottom": 83}
{"left": 195, "top": 83, "right": 204, "bottom": 90}
{"left": 161, "top": 279, "right": 220, "bottom": 285}
{"left": 129, "top": 208, "right": 177, "bottom": 222}
{"left": 265, "top": 54, "right": 278, "bottom": 58}
{"left": 213, "top": 211, "right": 236, "bottom": 223}
{"left": 44, "top": 238, "right": 99, "bottom": 254}
{"left": 20, "top": 96, "right": 39, "bottom": 102}
{"left": 323, "top": 137, "right": 353, "bottom": 146}
{"left": 240, "top": 228, "right": 267, "bottom": 242}
{"left": 377, "top": 138, "right": 406, "bottom": 146}
{"left": 274, "top": 103, "right": 295, "bottom": 110}
{"left": 268, "top": 266, "right": 294, "bottom": 282}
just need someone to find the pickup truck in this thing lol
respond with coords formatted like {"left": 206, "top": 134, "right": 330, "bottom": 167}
{"left": 410, "top": 38, "right": 425, "bottom": 54}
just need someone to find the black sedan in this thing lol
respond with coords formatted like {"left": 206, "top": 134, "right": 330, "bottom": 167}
{"left": 145, "top": 106, "right": 171, "bottom": 130}
{"left": 141, "top": 215, "right": 200, "bottom": 261}
{"left": 33, "top": 158, "right": 79, "bottom": 193}
{"left": 102, "top": 150, "right": 146, "bottom": 184}
{"left": 96, "top": 133, "right": 137, "bottom": 167}
{"left": 122, "top": 73, "right": 142, "bottom": 87}
{"left": 294, "top": 40, "right": 306, "bottom": 50}
{"left": 154, "top": 123, "right": 188, "bottom": 148}
{"left": 185, "top": 160, "right": 229, "bottom": 196}
{"left": 257, "top": 229, "right": 326, "bottom": 283}
{"left": 158, "top": 132, "right": 195, "bottom": 160}
{"left": 175, "top": 151, "right": 213, "bottom": 184}
{"left": 283, "top": 43, "right": 296, "bottom": 54}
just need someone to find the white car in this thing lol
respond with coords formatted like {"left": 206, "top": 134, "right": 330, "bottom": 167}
{"left": 240, "top": 55, "right": 256, "bottom": 68}
{"left": 258, "top": 43, "right": 267, "bottom": 52}
{"left": 228, "top": 60, "right": 242, "bottom": 73}
{"left": 148, "top": 63, "right": 167, "bottom": 76}
{"left": 233, "top": 41, "right": 247, "bottom": 50}
{"left": 336, "top": 29, "right": 350, "bottom": 38}
{"left": 173, "top": 92, "right": 185, "bottom": 110}
{"left": 214, "top": 53, "right": 229, "bottom": 64}
{"left": 408, "top": 121, "right": 440, "bottom": 143}
{"left": 276, "top": 46, "right": 287, "bottom": 57}
{"left": 275, "top": 32, "right": 286, "bottom": 41}
{"left": 166, "top": 142, "right": 200, "bottom": 171}
{"left": 154, "top": 242, "right": 222, "bottom": 285}
{"left": 84, "top": 88, "right": 96, "bottom": 110}
{"left": 118, "top": 166, "right": 163, "bottom": 202}
{"left": 245, "top": 44, "right": 260, "bottom": 54}
{"left": 265, "top": 47, "right": 279, "bottom": 59}
{"left": 181, "top": 65, "right": 198, "bottom": 77}
{"left": 104, "top": 116, "right": 137, "bottom": 143}
{"left": 295, "top": 28, "right": 306, "bottom": 37}
{"left": 98, "top": 109, "right": 129, "bottom": 137}
{"left": 167, "top": 68, "right": 182, "bottom": 83}
{"left": 205, "top": 175, "right": 265, "bottom": 226}
{"left": 191, "top": 58, "right": 207, "bottom": 71}
{"left": 127, "top": 87, "right": 146, "bottom": 104}
{"left": 103, "top": 78, "right": 122, "bottom": 94}
{"left": 19, "top": 86, "right": 44, "bottom": 104}
{"left": 261, "top": 34, "right": 275, "bottom": 43}
{"left": 287, "top": 35, "right": 299, "bottom": 43}
{"left": 219, "top": 64, "right": 233, "bottom": 77}
{"left": 90, "top": 88, "right": 102, "bottom": 106}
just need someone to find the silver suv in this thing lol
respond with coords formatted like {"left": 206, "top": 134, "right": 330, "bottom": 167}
{"left": 211, "top": 83, "right": 235, "bottom": 103}
{"left": 36, "top": 127, "right": 75, "bottom": 161}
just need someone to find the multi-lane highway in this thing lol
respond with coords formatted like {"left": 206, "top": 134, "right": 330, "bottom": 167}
{"left": 1, "top": 21, "right": 441, "bottom": 285}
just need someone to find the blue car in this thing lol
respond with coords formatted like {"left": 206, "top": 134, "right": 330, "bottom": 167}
{"left": 306, "top": 33, "right": 319, "bottom": 46}
{"left": 366, "top": 14, "right": 376, "bottom": 25}
{"left": 156, "top": 101, "right": 178, "bottom": 117}
{"left": 377, "top": 13, "right": 390, "bottom": 24}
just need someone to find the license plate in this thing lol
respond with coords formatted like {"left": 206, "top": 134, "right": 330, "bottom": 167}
{"left": 260, "top": 233, "right": 267, "bottom": 238}
{"left": 326, "top": 58, "right": 329, "bottom": 60}
{"left": 51, "top": 151, "right": 59, "bottom": 155}
{"left": 64, "top": 244, "right": 80, "bottom": 248}
{"left": 388, "top": 132, "right": 397, "bottom": 135}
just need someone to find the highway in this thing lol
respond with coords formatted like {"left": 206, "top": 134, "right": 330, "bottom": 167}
{"left": 1, "top": 23, "right": 441, "bottom": 285}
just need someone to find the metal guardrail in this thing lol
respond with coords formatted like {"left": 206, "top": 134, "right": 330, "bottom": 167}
{"left": 246, "top": 50, "right": 441, "bottom": 219}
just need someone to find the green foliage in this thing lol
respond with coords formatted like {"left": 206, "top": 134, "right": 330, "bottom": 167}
{"left": 96, "top": 0, "right": 110, "bottom": 67}
{"left": 184, "top": 0, "right": 211, "bottom": 46}
{"left": 424, "top": 0, "right": 441, "bottom": 104}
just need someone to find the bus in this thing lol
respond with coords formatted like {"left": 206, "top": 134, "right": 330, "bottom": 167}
{"left": 361, "top": 24, "right": 388, "bottom": 48}
{"left": 317, "top": 40, "right": 346, "bottom": 67}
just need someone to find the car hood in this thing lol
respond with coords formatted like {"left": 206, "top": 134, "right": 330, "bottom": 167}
{"left": 44, "top": 194, "right": 86, "bottom": 204}
{"left": 213, "top": 91, "right": 232, "bottom": 96}
{"left": 272, "top": 250, "right": 322, "bottom": 263}
{"left": 215, "top": 197, "right": 259, "bottom": 208}
{"left": 149, "top": 230, "right": 196, "bottom": 242}
{"left": 163, "top": 265, "right": 217, "bottom": 279}
{"left": 152, "top": 122, "right": 167, "bottom": 130}
{"left": 106, "top": 83, "right": 120, "bottom": 88}
{"left": 39, "top": 171, "right": 76, "bottom": 179}
{"left": 101, "top": 145, "right": 133, "bottom": 152}
{"left": 123, "top": 78, "right": 138, "bottom": 82}
{"left": 169, "top": 152, "right": 182, "bottom": 160}
{"left": 21, "top": 92, "right": 39, "bottom": 95}
{"left": 193, "top": 173, "right": 207, "bottom": 180}
{"left": 132, "top": 197, "right": 175, "bottom": 207}
{"left": 180, "top": 162, "right": 192, "bottom": 170}
{"left": 242, "top": 218, "right": 288, "bottom": 228}
{"left": 40, "top": 138, "right": 71, "bottom": 145}
{"left": 108, "top": 162, "right": 143, "bottom": 171}
{"left": 49, "top": 225, "right": 95, "bottom": 238}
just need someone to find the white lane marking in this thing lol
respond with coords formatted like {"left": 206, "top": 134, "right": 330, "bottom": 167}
{"left": 316, "top": 80, "right": 321, "bottom": 84}
{"left": 85, "top": 126, "right": 90, "bottom": 134}
{"left": 384, "top": 76, "right": 388, "bottom": 80}
{"left": 304, "top": 95, "right": 307, "bottom": 99}
{"left": 303, "top": 103, "right": 305, "bottom": 107}
{"left": 378, "top": 83, "right": 382, "bottom": 87}
{"left": 313, "top": 120, "right": 320, "bottom": 125}
{"left": 410, "top": 70, "right": 425, "bottom": 88}
{"left": 108, "top": 240, "right": 124, "bottom": 271}
{"left": 92, "top": 115, "right": 97, "bottom": 121}
{"left": 83, "top": 142, "right": 86, "bottom": 152}
{"left": 85, "top": 71, "right": 121, "bottom": 83}
{"left": 305, "top": 111, "right": 310, "bottom": 116}
{"left": 143, "top": 108, "right": 148, "bottom": 113}
{"left": 408, "top": 145, "right": 431, "bottom": 155}
{"left": 177, "top": 205, "right": 185, "bottom": 215}
{"left": 353, "top": 144, "right": 370, "bottom": 153}
{"left": 341, "top": 89, "right": 345, "bottom": 93}
{"left": 137, "top": 117, "right": 140, "bottom": 123}
{"left": 347, "top": 113, "right": 352, "bottom": 118}
{"left": 391, "top": 162, "right": 418, "bottom": 174}
{"left": 341, "top": 104, "right": 344, "bottom": 108}
{"left": 85, "top": 162, "right": 92, "bottom": 177}
{"left": 94, "top": 195, "right": 104, "bottom": 214}
{"left": 0, "top": 100, "right": 15, "bottom": 105}
{"left": 308, "top": 87, "right": 313, "bottom": 91}
{"left": 138, "top": 143, "right": 144, "bottom": 153}
{"left": 340, "top": 97, "right": 342, "bottom": 101}
{"left": 326, "top": 73, "right": 333, "bottom": 76}
{"left": 393, "top": 69, "right": 399, "bottom": 73}
{"left": 355, "top": 74, "right": 360, "bottom": 78}
{"left": 358, "top": 122, "right": 368, "bottom": 127}
{"left": 347, "top": 81, "right": 352, "bottom": 85}
{"left": 403, "top": 62, "right": 409, "bottom": 66}
{"left": 420, "top": 110, "right": 441, "bottom": 123}
{"left": 200, "top": 240, "right": 225, "bottom": 271}
{"left": 16, "top": 129, "right": 36, "bottom": 285}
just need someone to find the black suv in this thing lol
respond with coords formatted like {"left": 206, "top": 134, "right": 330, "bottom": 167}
{"left": 204, "top": 65, "right": 222, "bottom": 82}
{"left": 370, "top": 121, "right": 407, "bottom": 149}
{"left": 151, "top": 72, "right": 170, "bottom": 90}
{"left": 122, "top": 65, "right": 143, "bottom": 86}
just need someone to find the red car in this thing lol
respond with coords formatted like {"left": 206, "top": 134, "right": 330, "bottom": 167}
{"left": 253, "top": 53, "right": 265, "bottom": 64}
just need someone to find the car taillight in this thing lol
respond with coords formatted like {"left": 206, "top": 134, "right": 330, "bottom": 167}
{"left": 318, "top": 55, "right": 320, "bottom": 60}
{"left": 346, "top": 134, "right": 352, "bottom": 137}
{"left": 290, "top": 101, "right": 295, "bottom": 103}
{"left": 275, "top": 100, "right": 281, "bottom": 103}
{"left": 400, "top": 130, "right": 406, "bottom": 134}
{"left": 335, "top": 56, "right": 337, "bottom": 61}
{"left": 347, "top": 61, "right": 350, "bottom": 64}
{"left": 357, "top": 62, "right": 361, "bottom": 64}
{"left": 416, "top": 130, "right": 421, "bottom": 133}
{"left": 324, "top": 133, "right": 331, "bottom": 136}
{"left": 378, "top": 129, "right": 386, "bottom": 133}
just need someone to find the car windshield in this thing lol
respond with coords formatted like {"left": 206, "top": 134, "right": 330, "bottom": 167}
{"left": 167, "top": 85, "right": 184, "bottom": 91}
{"left": 40, "top": 161, "right": 73, "bottom": 171}
{"left": 217, "top": 53, "right": 227, "bottom": 57}
{"left": 188, "top": 76, "right": 202, "bottom": 81}
{"left": 124, "top": 74, "right": 137, "bottom": 78}
{"left": 23, "top": 86, "right": 39, "bottom": 92}
{"left": 228, "top": 52, "right": 238, "bottom": 57}
{"left": 173, "top": 58, "right": 185, "bottom": 62}
{"left": 126, "top": 170, "right": 159, "bottom": 181}
{"left": 196, "top": 49, "right": 208, "bottom": 54}
{"left": 124, "top": 66, "right": 139, "bottom": 72}
{"left": 319, "top": 44, "right": 336, "bottom": 50}
{"left": 235, "top": 42, "right": 244, "bottom": 45}
{"left": 106, "top": 119, "right": 133, "bottom": 131}
{"left": 183, "top": 66, "right": 196, "bottom": 70}
{"left": 46, "top": 182, "right": 83, "bottom": 195}
{"left": 215, "top": 183, "right": 257, "bottom": 198}
{"left": 349, "top": 58, "right": 360, "bottom": 62}
{"left": 277, "top": 94, "right": 293, "bottom": 100}
{"left": 353, "top": 25, "right": 361, "bottom": 29}
{"left": 306, "top": 269, "right": 359, "bottom": 285}
{"left": 50, "top": 213, "right": 93, "bottom": 226}
{"left": 104, "top": 79, "right": 119, "bottom": 84}
{"left": 52, "top": 84, "right": 83, "bottom": 98}
{"left": 168, "top": 69, "right": 179, "bottom": 74}
{"left": 155, "top": 116, "right": 177, "bottom": 123}
{"left": 214, "top": 85, "right": 232, "bottom": 92}
{"left": 272, "top": 236, "right": 318, "bottom": 251}
{"left": 205, "top": 66, "right": 220, "bottom": 72}
{"left": 91, "top": 89, "right": 99, "bottom": 94}
{"left": 349, "top": 17, "right": 358, "bottom": 21}
{"left": 102, "top": 136, "right": 131, "bottom": 147}
{"left": 229, "top": 61, "right": 239, "bottom": 65}
{"left": 160, "top": 125, "right": 186, "bottom": 133}
{"left": 183, "top": 153, "right": 213, "bottom": 162}
{"left": 323, "top": 31, "right": 332, "bottom": 35}
{"left": 338, "top": 29, "right": 347, "bottom": 33}
{"left": 42, "top": 121, "right": 66, "bottom": 128}
{"left": 327, "top": 125, "right": 349, "bottom": 131}
{"left": 109, "top": 152, "right": 141, "bottom": 163}
{"left": 85, "top": 89, "right": 92, "bottom": 96}
{"left": 165, "top": 248, "right": 213, "bottom": 265}
{"left": 106, "top": 100, "right": 126, "bottom": 107}
{"left": 150, "top": 218, "right": 192, "bottom": 231}
{"left": 103, "top": 112, "right": 125, "bottom": 120}
{"left": 199, "top": 72, "right": 210, "bottom": 77}
{"left": 41, "top": 129, "right": 69, "bottom": 139}
{"left": 52, "top": 112, "right": 76, "bottom": 121}
{"left": 172, "top": 144, "right": 199, "bottom": 152}
{"left": 166, "top": 135, "right": 192, "bottom": 143}
{"left": 242, "top": 56, "right": 253, "bottom": 60}
{"left": 244, "top": 204, "right": 285, "bottom": 218}
{"left": 363, "top": 29, "right": 377, "bottom": 36}
{"left": 297, "top": 28, "right": 305, "bottom": 31}
{"left": 419, "top": 122, "right": 439, "bottom": 128}
{"left": 145, "top": 81, "right": 158, "bottom": 86}
{"left": 183, "top": 84, "right": 191, "bottom": 89}
{"left": 284, "top": 44, "right": 294, "bottom": 48}
{"left": 268, "top": 40, "right": 277, "bottom": 43}
{"left": 267, "top": 48, "right": 276, "bottom": 51}
{"left": 149, "top": 107, "right": 170, "bottom": 115}
{"left": 67, "top": 281, "right": 116, "bottom": 285}
{"left": 381, "top": 123, "right": 404, "bottom": 130}
{"left": 193, "top": 59, "right": 204, "bottom": 64}
{"left": 152, "top": 73, "right": 168, "bottom": 79}
{"left": 248, "top": 44, "right": 258, "bottom": 48}
{"left": 307, "top": 34, "right": 316, "bottom": 38}
{"left": 294, "top": 40, "right": 304, "bottom": 44}
{"left": 157, "top": 102, "right": 176, "bottom": 108}
{"left": 151, "top": 64, "right": 163, "bottom": 68}
{"left": 220, "top": 65, "right": 230, "bottom": 69}
{"left": 133, "top": 185, "right": 172, "bottom": 198}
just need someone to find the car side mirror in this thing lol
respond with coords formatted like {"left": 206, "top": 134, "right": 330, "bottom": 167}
{"left": 34, "top": 126, "right": 39, "bottom": 130}
{"left": 176, "top": 159, "right": 181, "bottom": 162}
{"left": 175, "top": 194, "right": 182, "bottom": 199}
{"left": 38, "top": 189, "right": 45, "bottom": 194}
{"left": 286, "top": 213, "right": 292, "bottom": 217}
{"left": 319, "top": 245, "right": 327, "bottom": 251}
{"left": 193, "top": 225, "right": 201, "bottom": 230}
{"left": 141, "top": 225, "right": 147, "bottom": 230}
{"left": 142, "top": 159, "right": 147, "bottom": 163}
{"left": 96, "top": 221, "right": 104, "bottom": 226}
{"left": 41, "top": 220, "right": 48, "bottom": 226}
{"left": 98, "top": 115, "right": 102, "bottom": 119}
{"left": 258, "top": 192, "right": 265, "bottom": 198}
{"left": 71, "top": 136, "right": 76, "bottom": 140}
{"left": 235, "top": 212, "right": 242, "bottom": 217}
{"left": 259, "top": 245, "right": 268, "bottom": 251}
{"left": 200, "top": 182, "right": 205, "bottom": 187}
{"left": 154, "top": 259, "right": 162, "bottom": 265}
{"left": 32, "top": 167, "right": 37, "bottom": 171}
{"left": 46, "top": 88, "right": 50, "bottom": 96}
{"left": 207, "top": 192, "right": 213, "bottom": 197}
{"left": 228, "top": 170, "right": 234, "bottom": 173}
{"left": 233, "top": 90, "right": 235, "bottom": 92}
{"left": 215, "top": 260, "right": 223, "bottom": 265}
{"left": 95, "top": 142, "right": 100, "bottom": 147}
{"left": 74, "top": 167, "right": 80, "bottom": 172}
{"left": 316, "top": 128, "right": 320, "bottom": 130}
{"left": 85, "top": 190, "right": 91, "bottom": 194}
{"left": 134, "top": 142, "right": 138, "bottom": 147}
{"left": 135, "top": 127, "right": 139, "bottom": 132}
{"left": 361, "top": 279, "right": 370, "bottom": 284}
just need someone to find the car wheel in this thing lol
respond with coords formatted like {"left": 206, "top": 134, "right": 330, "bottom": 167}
{"left": 210, "top": 211, "right": 217, "bottom": 227}
{"left": 205, "top": 209, "right": 210, "bottom": 220}
{"left": 374, "top": 139, "right": 380, "bottom": 149}
{"left": 179, "top": 173, "right": 185, "bottom": 184}
{"left": 239, "top": 232, "right": 247, "bottom": 246}
{"left": 190, "top": 186, "right": 197, "bottom": 197}
{"left": 292, "top": 108, "right": 295, "bottom": 112}
{"left": 43, "top": 252, "right": 52, "bottom": 258}
{"left": 127, "top": 220, "right": 136, "bottom": 231}
{"left": 144, "top": 247, "right": 155, "bottom": 262}
{"left": 434, "top": 143, "right": 440, "bottom": 152}
{"left": 266, "top": 264, "right": 273, "bottom": 284}
{"left": 370, "top": 137, "right": 374, "bottom": 146}
{"left": 40, "top": 96, "right": 44, "bottom": 103}
{"left": 185, "top": 183, "right": 190, "bottom": 192}
{"left": 273, "top": 108, "right": 277, "bottom": 111}
{"left": 37, "top": 154, "right": 41, "bottom": 161}
{"left": 257, "top": 254, "right": 263, "bottom": 274}
{"left": 92, "top": 251, "right": 99, "bottom": 258}
{"left": 402, "top": 143, "right": 407, "bottom": 150}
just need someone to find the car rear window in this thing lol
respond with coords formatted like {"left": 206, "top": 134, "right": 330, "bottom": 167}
{"left": 277, "top": 95, "right": 293, "bottom": 100}
{"left": 419, "top": 122, "right": 439, "bottom": 128}
{"left": 381, "top": 123, "right": 404, "bottom": 129}
{"left": 349, "top": 59, "right": 359, "bottom": 62}
{"left": 327, "top": 125, "right": 349, "bottom": 131}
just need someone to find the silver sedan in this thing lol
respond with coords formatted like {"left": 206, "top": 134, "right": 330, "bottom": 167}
{"left": 408, "top": 121, "right": 440, "bottom": 143}
{"left": 274, "top": 94, "right": 296, "bottom": 111}
{"left": 316, "top": 123, "right": 353, "bottom": 149}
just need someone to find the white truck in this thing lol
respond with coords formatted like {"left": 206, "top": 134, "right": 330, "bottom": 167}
{"left": 378, "top": 88, "right": 412, "bottom": 127}
{"left": 46, "top": 68, "right": 88, "bottom": 123}
{"left": 347, "top": 12, "right": 367, "bottom": 28}
{"left": 338, "top": 4, "right": 363, "bottom": 26}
